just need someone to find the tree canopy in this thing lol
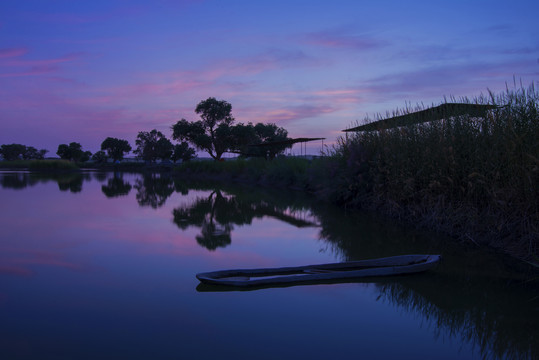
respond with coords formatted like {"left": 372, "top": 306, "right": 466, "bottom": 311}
{"left": 171, "top": 142, "right": 196, "bottom": 163}
{"left": 134, "top": 130, "right": 173, "bottom": 162}
{"left": 0, "top": 144, "right": 48, "bottom": 161}
{"left": 101, "top": 137, "right": 132, "bottom": 162}
{"left": 56, "top": 142, "right": 91, "bottom": 162}
{"left": 172, "top": 97, "right": 235, "bottom": 161}
{"left": 91, "top": 150, "right": 108, "bottom": 163}
{"left": 172, "top": 97, "right": 291, "bottom": 160}
{"left": 231, "top": 122, "right": 291, "bottom": 159}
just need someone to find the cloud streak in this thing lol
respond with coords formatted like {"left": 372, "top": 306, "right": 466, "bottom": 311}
{"left": 303, "top": 29, "right": 384, "bottom": 51}
{"left": 0, "top": 49, "right": 85, "bottom": 77}
{"left": 0, "top": 47, "right": 28, "bottom": 58}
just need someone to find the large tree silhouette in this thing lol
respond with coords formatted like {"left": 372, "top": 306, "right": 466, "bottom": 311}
{"left": 172, "top": 97, "right": 234, "bottom": 161}
{"left": 134, "top": 130, "right": 173, "bottom": 162}
{"left": 101, "top": 137, "right": 132, "bottom": 162}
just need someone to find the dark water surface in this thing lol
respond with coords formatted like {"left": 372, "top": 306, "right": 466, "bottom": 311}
{"left": 0, "top": 171, "right": 537, "bottom": 359}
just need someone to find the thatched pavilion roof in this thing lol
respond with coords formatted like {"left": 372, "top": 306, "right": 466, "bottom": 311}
{"left": 343, "top": 103, "right": 501, "bottom": 132}
{"left": 248, "top": 137, "right": 326, "bottom": 147}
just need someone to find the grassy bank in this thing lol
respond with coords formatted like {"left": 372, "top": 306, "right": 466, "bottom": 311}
{"left": 0, "top": 160, "right": 167, "bottom": 172}
{"left": 0, "top": 159, "right": 80, "bottom": 171}
{"left": 324, "top": 84, "right": 538, "bottom": 263}
{"left": 174, "top": 157, "right": 313, "bottom": 189}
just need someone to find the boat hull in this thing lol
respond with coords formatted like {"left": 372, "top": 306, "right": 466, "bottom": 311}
{"left": 196, "top": 254, "right": 441, "bottom": 287}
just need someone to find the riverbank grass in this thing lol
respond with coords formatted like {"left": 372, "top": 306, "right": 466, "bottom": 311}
{"left": 331, "top": 84, "right": 538, "bottom": 262}
{"left": 0, "top": 159, "right": 80, "bottom": 171}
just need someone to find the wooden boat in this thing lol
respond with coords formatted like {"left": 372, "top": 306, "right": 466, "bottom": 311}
{"left": 196, "top": 254, "right": 441, "bottom": 287}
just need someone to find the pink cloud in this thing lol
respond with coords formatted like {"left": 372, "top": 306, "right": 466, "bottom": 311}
{"left": 259, "top": 104, "right": 336, "bottom": 124}
{"left": 0, "top": 65, "right": 60, "bottom": 78}
{"left": 190, "top": 48, "right": 326, "bottom": 82}
{"left": 0, "top": 50, "right": 84, "bottom": 77}
{"left": 311, "top": 88, "right": 367, "bottom": 104}
{"left": 1, "top": 51, "right": 84, "bottom": 67}
{"left": 116, "top": 78, "right": 206, "bottom": 97}
{"left": 0, "top": 265, "right": 33, "bottom": 277}
{"left": 0, "top": 47, "right": 28, "bottom": 58}
{"left": 0, "top": 248, "right": 87, "bottom": 279}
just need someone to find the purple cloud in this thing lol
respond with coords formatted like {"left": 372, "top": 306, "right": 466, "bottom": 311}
{"left": 199, "top": 48, "right": 326, "bottom": 80}
{"left": 359, "top": 58, "right": 539, "bottom": 110}
{"left": 250, "top": 104, "right": 336, "bottom": 124}
{"left": 34, "top": 12, "right": 102, "bottom": 24}
{"left": 501, "top": 46, "right": 539, "bottom": 55}
{"left": 0, "top": 48, "right": 28, "bottom": 58}
{"left": 0, "top": 50, "right": 85, "bottom": 77}
{"left": 303, "top": 29, "right": 384, "bottom": 50}
{"left": 2, "top": 51, "right": 84, "bottom": 66}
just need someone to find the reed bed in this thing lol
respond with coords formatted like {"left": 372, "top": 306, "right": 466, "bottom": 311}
{"left": 28, "top": 159, "right": 80, "bottom": 171}
{"left": 175, "top": 157, "right": 312, "bottom": 188}
{"left": 0, "top": 160, "right": 32, "bottom": 169}
{"left": 330, "top": 84, "right": 538, "bottom": 262}
{"left": 0, "top": 159, "right": 80, "bottom": 171}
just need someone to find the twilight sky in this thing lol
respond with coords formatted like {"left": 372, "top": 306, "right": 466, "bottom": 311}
{"left": 1, "top": 0, "right": 538, "bottom": 156}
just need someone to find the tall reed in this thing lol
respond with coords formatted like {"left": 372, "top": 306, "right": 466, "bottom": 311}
{"left": 330, "top": 84, "right": 538, "bottom": 261}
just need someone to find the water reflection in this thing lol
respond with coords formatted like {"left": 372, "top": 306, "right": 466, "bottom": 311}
{"left": 56, "top": 173, "right": 84, "bottom": 193}
{"left": 0, "top": 172, "right": 30, "bottom": 189}
{"left": 0, "top": 171, "right": 537, "bottom": 359}
{"left": 376, "top": 270, "right": 538, "bottom": 360}
{"left": 134, "top": 173, "right": 174, "bottom": 208}
{"left": 93, "top": 171, "right": 108, "bottom": 182}
{"left": 0, "top": 171, "right": 89, "bottom": 193}
{"left": 153, "top": 179, "right": 539, "bottom": 359}
{"left": 101, "top": 173, "right": 132, "bottom": 198}
{"left": 173, "top": 190, "right": 232, "bottom": 250}
{"left": 172, "top": 187, "right": 318, "bottom": 251}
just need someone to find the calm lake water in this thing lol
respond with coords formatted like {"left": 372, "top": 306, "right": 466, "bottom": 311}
{"left": 0, "top": 171, "right": 537, "bottom": 360}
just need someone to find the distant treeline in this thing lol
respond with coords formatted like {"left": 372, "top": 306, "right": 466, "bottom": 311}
{"left": 0, "top": 97, "right": 292, "bottom": 164}
{"left": 0, "top": 144, "right": 49, "bottom": 161}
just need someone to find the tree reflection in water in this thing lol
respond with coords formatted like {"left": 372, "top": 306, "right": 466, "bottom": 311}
{"left": 56, "top": 174, "right": 84, "bottom": 193}
{"left": 93, "top": 172, "right": 108, "bottom": 183}
{"left": 0, "top": 172, "right": 87, "bottom": 193}
{"left": 101, "top": 173, "right": 132, "bottom": 198}
{"left": 134, "top": 173, "right": 175, "bottom": 208}
{"left": 173, "top": 190, "right": 250, "bottom": 250}
{"left": 0, "top": 172, "right": 31, "bottom": 190}
{"left": 172, "top": 187, "right": 318, "bottom": 251}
